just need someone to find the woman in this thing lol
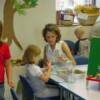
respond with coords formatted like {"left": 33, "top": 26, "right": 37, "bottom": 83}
{"left": 42, "top": 23, "right": 76, "bottom": 66}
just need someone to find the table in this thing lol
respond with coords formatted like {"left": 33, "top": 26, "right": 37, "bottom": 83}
{"left": 50, "top": 65, "right": 100, "bottom": 100}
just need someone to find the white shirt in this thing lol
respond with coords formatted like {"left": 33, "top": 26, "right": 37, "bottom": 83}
{"left": 25, "top": 64, "right": 59, "bottom": 97}
{"left": 26, "top": 64, "right": 43, "bottom": 77}
{"left": 45, "top": 41, "right": 66, "bottom": 65}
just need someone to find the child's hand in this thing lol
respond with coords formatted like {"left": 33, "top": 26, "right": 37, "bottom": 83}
{"left": 46, "top": 60, "right": 51, "bottom": 69}
{"left": 8, "top": 80, "right": 15, "bottom": 88}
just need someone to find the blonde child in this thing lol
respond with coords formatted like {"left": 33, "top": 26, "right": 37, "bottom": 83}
{"left": 74, "top": 26, "right": 89, "bottom": 57}
{"left": 22, "top": 44, "right": 60, "bottom": 98}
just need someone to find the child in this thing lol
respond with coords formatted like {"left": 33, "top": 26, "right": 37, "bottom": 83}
{"left": 42, "top": 23, "right": 76, "bottom": 66}
{"left": 74, "top": 26, "right": 89, "bottom": 58}
{"left": 0, "top": 21, "right": 14, "bottom": 100}
{"left": 22, "top": 44, "right": 59, "bottom": 98}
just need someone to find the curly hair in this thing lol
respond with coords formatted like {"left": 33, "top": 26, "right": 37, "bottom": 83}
{"left": 22, "top": 45, "right": 41, "bottom": 64}
{"left": 42, "top": 23, "right": 61, "bottom": 42}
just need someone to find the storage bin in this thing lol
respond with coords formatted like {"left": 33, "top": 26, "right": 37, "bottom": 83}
{"left": 77, "top": 14, "right": 99, "bottom": 26}
{"left": 75, "top": 5, "right": 99, "bottom": 26}
{"left": 61, "top": 9, "right": 74, "bottom": 26}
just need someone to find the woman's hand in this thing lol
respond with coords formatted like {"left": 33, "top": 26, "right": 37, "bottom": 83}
{"left": 57, "top": 56, "right": 69, "bottom": 62}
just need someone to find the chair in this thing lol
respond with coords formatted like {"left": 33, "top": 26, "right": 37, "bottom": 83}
{"left": 64, "top": 40, "right": 75, "bottom": 55}
{"left": 19, "top": 75, "right": 34, "bottom": 100}
{"left": 10, "top": 88, "right": 19, "bottom": 100}
{"left": 74, "top": 56, "right": 88, "bottom": 65}
{"left": 20, "top": 75, "right": 60, "bottom": 100}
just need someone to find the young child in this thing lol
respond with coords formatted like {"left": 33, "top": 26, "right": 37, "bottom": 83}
{"left": 0, "top": 21, "right": 14, "bottom": 100}
{"left": 22, "top": 44, "right": 59, "bottom": 98}
{"left": 42, "top": 23, "right": 76, "bottom": 66}
{"left": 74, "top": 26, "right": 89, "bottom": 57}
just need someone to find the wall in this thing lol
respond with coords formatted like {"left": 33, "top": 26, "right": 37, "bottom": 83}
{"left": 0, "top": 0, "right": 99, "bottom": 59}
{"left": 0, "top": 0, "right": 56, "bottom": 59}
{"left": 59, "top": 25, "right": 92, "bottom": 42}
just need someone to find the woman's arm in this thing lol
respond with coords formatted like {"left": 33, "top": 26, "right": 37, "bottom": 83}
{"left": 62, "top": 41, "right": 76, "bottom": 65}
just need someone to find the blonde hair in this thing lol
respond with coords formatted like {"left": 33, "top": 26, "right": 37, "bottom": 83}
{"left": 74, "top": 26, "right": 85, "bottom": 36}
{"left": 22, "top": 45, "right": 41, "bottom": 64}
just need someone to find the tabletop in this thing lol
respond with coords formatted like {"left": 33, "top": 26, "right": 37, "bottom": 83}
{"left": 51, "top": 64, "right": 100, "bottom": 100}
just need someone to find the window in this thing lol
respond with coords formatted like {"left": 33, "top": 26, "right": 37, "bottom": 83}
{"left": 96, "top": 0, "right": 100, "bottom": 8}
{"left": 56, "top": 0, "right": 96, "bottom": 25}
{"left": 56, "top": 0, "right": 95, "bottom": 10}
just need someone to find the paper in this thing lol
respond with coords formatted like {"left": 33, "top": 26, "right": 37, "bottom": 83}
{"left": 78, "top": 13, "right": 88, "bottom": 20}
{"left": 64, "top": 15, "right": 73, "bottom": 21}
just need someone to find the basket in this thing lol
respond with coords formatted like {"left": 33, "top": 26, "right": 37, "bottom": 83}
{"left": 75, "top": 4, "right": 100, "bottom": 26}
{"left": 61, "top": 20, "right": 73, "bottom": 26}
{"left": 77, "top": 14, "right": 99, "bottom": 26}
{"left": 60, "top": 9, "right": 74, "bottom": 26}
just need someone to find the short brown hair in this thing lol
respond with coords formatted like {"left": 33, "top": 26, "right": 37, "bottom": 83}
{"left": 0, "top": 21, "right": 2, "bottom": 39}
{"left": 42, "top": 24, "right": 61, "bottom": 42}
{"left": 22, "top": 45, "right": 41, "bottom": 64}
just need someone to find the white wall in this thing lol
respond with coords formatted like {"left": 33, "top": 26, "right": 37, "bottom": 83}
{"left": 12, "top": 0, "right": 57, "bottom": 59}
{"left": 59, "top": 25, "right": 92, "bottom": 42}
{"left": 0, "top": 0, "right": 56, "bottom": 59}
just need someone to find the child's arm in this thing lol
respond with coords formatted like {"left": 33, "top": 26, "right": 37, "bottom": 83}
{"left": 39, "top": 61, "right": 52, "bottom": 82}
{"left": 5, "top": 59, "right": 15, "bottom": 88}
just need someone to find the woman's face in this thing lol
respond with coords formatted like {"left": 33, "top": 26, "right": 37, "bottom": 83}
{"left": 45, "top": 31, "right": 57, "bottom": 46}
